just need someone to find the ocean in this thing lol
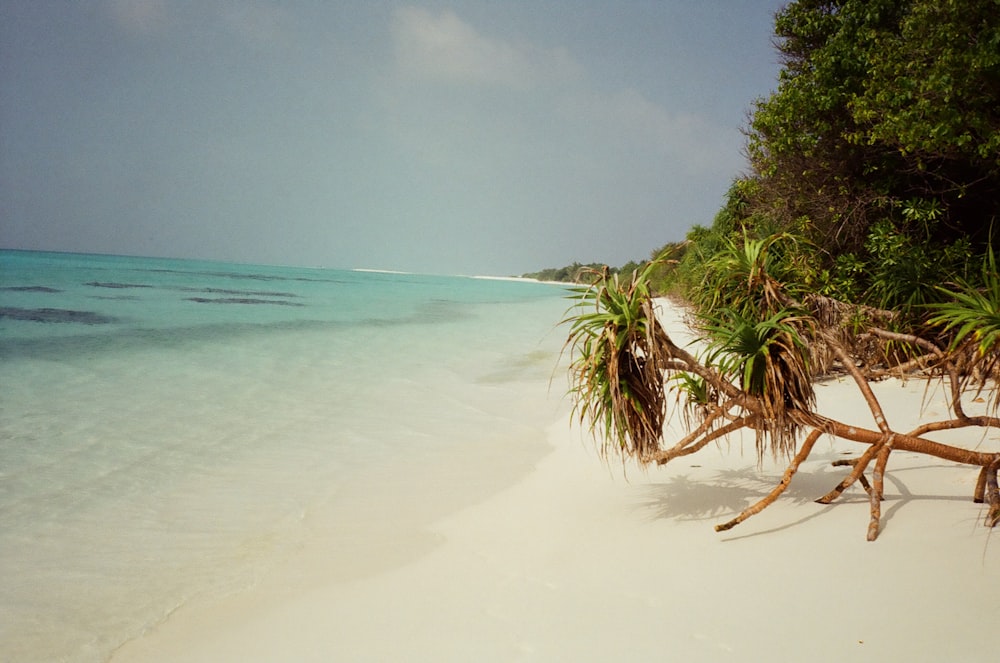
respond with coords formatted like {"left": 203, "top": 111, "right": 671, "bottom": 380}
{"left": 0, "top": 250, "right": 571, "bottom": 662}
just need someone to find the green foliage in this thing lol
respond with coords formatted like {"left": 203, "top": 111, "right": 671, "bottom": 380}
{"left": 700, "top": 307, "right": 815, "bottom": 459}
{"left": 928, "top": 246, "right": 1000, "bottom": 357}
{"left": 670, "top": 372, "right": 713, "bottom": 408}
{"left": 557, "top": 3, "right": 1000, "bottom": 537}
{"left": 524, "top": 256, "right": 668, "bottom": 286}
{"left": 558, "top": 0, "right": 998, "bottom": 405}
{"left": 667, "top": 371, "right": 719, "bottom": 435}
{"left": 848, "top": 0, "right": 1000, "bottom": 167}
{"left": 813, "top": 252, "right": 866, "bottom": 302}
{"left": 641, "top": 241, "right": 688, "bottom": 294}
{"left": 686, "top": 231, "right": 810, "bottom": 320}
{"left": 522, "top": 262, "right": 614, "bottom": 283}
{"left": 703, "top": 310, "right": 806, "bottom": 393}
{"left": 745, "top": 0, "right": 1000, "bottom": 259}
{"left": 561, "top": 263, "right": 670, "bottom": 458}
{"left": 655, "top": 0, "right": 999, "bottom": 325}
{"left": 862, "top": 218, "right": 970, "bottom": 313}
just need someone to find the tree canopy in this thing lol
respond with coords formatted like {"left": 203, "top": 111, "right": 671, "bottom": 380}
{"left": 563, "top": 0, "right": 1000, "bottom": 540}
{"left": 745, "top": 0, "right": 1000, "bottom": 258}
{"left": 652, "top": 0, "right": 1000, "bottom": 314}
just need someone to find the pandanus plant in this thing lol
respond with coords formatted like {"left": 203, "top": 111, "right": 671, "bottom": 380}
{"left": 562, "top": 263, "right": 672, "bottom": 461}
{"left": 562, "top": 238, "right": 1000, "bottom": 540}
{"left": 700, "top": 307, "right": 815, "bottom": 461}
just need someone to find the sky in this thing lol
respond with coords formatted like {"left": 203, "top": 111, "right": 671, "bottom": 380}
{"left": 0, "top": 1, "right": 786, "bottom": 276}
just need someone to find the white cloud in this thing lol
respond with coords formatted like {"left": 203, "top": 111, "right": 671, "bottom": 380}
{"left": 589, "top": 87, "right": 739, "bottom": 172}
{"left": 390, "top": 7, "right": 580, "bottom": 88}
{"left": 386, "top": 7, "right": 736, "bottom": 174}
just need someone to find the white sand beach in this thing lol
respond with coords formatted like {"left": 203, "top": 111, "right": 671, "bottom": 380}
{"left": 111, "top": 301, "right": 999, "bottom": 663}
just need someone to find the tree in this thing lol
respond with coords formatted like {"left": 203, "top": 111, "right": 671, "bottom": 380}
{"left": 560, "top": 1, "right": 1000, "bottom": 539}
{"left": 563, "top": 253, "right": 1000, "bottom": 541}
{"left": 744, "top": 0, "right": 1000, "bottom": 275}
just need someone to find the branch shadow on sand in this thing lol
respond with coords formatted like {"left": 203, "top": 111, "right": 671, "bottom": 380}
{"left": 634, "top": 454, "right": 976, "bottom": 540}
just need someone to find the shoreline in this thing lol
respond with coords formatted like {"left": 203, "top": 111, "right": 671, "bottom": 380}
{"left": 111, "top": 416, "right": 1000, "bottom": 662}
{"left": 111, "top": 300, "right": 999, "bottom": 663}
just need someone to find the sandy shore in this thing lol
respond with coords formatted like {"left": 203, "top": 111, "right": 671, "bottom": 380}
{"left": 112, "top": 302, "right": 999, "bottom": 663}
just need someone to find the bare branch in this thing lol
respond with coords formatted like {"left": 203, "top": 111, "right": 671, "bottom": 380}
{"left": 815, "top": 440, "right": 885, "bottom": 505}
{"left": 652, "top": 415, "right": 754, "bottom": 465}
{"left": 715, "top": 428, "right": 823, "bottom": 532}
{"left": 823, "top": 334, "right": 892, "bottom": 434}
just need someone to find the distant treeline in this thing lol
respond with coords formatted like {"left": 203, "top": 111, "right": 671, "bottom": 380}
{"left": 521, "top": 245, "right": 688, "bottom": 288}
{"left": 521, "top": 260, "right": 644, "bottom": 284}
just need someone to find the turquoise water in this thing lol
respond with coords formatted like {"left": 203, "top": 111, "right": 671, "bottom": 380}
{"left": 0, "top": 250, "right": 570, "bottom": 662}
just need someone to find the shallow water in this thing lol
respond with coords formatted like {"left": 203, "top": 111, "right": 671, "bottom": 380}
{"left": 0, "top": 251, "right": 570, "bottom": 662}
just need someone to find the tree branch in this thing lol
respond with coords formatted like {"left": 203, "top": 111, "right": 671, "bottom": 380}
{"left": 715, "top": 428, "right": 823, "bottom": 532}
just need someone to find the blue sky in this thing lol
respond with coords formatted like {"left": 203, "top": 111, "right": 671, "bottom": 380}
{"left": 1, "top": 1, "right": 786, "bottom": 275}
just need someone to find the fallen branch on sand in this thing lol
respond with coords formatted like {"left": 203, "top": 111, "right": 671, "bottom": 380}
{"left": 562, "top": 263, "right": 1000, "bottom": 540}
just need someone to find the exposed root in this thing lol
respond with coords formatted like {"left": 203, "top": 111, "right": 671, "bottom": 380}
{"left": 974, "top": 466, "right": 988, "bottom": 503}
{"left": 815, "top": 442, "right": 884, "bottom": 505}
{"left": 564, "top": 270, "right": 1000, "bottom": 542}
{"left": 868, "top": 443, "right": 894, "bottom": 541}
{"left": 986, "top": 458, "right": 1000, "bottom": 528}
{"left": 831, "top": 458, "right": 874, "bottom": 497}
{"left": 715, "top": 429, "right": 822, "bottom": 532}
{"left": 650, "top": 410, "right": 748, "bottom": 465}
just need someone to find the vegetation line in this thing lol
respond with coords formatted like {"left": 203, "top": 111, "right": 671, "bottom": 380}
{"left": 559, "top": 0, "right": 1000, "bottom": 541}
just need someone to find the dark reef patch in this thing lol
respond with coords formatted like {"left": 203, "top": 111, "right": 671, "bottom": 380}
{"left": 0, "top": 286, "right": 63, "bottom": 293}
{"left": 0, "top": 307, "right": 119, "bottom": 324}
{"left": 143, "top": 268, "right": 347, "bottom": 284}
{"left": 85, "top": 282, "right": 153, "bottom": 289}
{"left": 185, "top": 297, "right": 305, "bottom": 306}
{"left": 180, "top": 287, "right": 299, "bottom": 298}
{"left": 146, "top": 269, "right": 283, "bottom": 282}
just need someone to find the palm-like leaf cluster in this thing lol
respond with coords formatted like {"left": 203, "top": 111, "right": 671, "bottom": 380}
{"left": 560, "top": 233, "right": 1000, "bottom": 539}
{"left": 927, "top": 246, "right": 1000, "bottom": 406}
{"left": 929, "top": 247, "right": 1000, "bottom": 356}
{"left": 562, "top": 264, "right": 671, "bottom": 460}
{"left": 668, "top": 371, "right": 716, "bottom": 433}
{"left": 701, "top": 308, "right": 814, "bottom": 460}
{"left": 692, "top": 233, "right": 800, "bottom": 318}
